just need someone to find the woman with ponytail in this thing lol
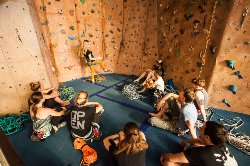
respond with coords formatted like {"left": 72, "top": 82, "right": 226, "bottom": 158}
{"left": 103, "top": 122, "right": 148, "bottom": 166}
{"left": 30, "top": 91, "right": 66, "bottom": 141}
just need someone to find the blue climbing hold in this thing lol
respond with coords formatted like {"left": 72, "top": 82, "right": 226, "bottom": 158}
{"left": 223, "top": 99, "right": 231, "bottom": 107}
{"left": 235, "top": 71, "right": 243, "bottom": 79}
{"left": 226, "top": 60, "right": 236, "bottom": 70}
{"left": 228, "top": 85, "right": 237, "bottom": 94}
{"left": 68, "top": 35, "right": 77, "bottom": 40}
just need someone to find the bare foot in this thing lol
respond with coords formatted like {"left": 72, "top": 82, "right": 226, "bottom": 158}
{"left": 134, "top": 79, "right": 139, "bottom": 82}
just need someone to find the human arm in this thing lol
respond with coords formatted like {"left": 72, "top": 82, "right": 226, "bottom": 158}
{"left": 103, "top": 131, "right": 124, "bottom": 151}
{"left": 180, "top": 138, "right": 206, "bottom": 150}
{"left": 54, "top": 97, "right": 70, "bottom": 106}
{"left": 85, "top": 102, "right": 103, "bottom": 113}
{"left": 156, "top": 93, "right": 179, "bottom": 110}
{"left": 160, "top": 152, "right": 189, "bottom": 166}
{"left": 185, "top": 120, "right": 197, "bottom": 139}
{"left": 195, "top": 91, "right": 207, "bottom": 122}
{"left": 47, "top": 107, "right": 66, "bottom": 117}
{"left": 42, "top": 90, "right": 59, "bottom": 100}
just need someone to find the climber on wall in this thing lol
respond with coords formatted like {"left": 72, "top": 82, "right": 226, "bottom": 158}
{"left": 133, "top": 60, "right": 165, "bottom": 85}
{"left": 80, "top": 40, "right": 110, "bottom": 83}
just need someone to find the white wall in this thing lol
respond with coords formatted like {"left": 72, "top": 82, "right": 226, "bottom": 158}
{"left": 0, "top": 0, "right": 50, "bottom": 115}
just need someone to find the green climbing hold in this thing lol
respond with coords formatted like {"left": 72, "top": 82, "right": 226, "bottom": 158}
{"left": 69, "top": 25, "right": 75, "bottom": 30}
{"left": 80, "top": 0, "right": 85, "bottom": 5}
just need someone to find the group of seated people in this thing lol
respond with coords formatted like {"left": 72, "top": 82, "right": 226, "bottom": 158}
{"left": 27, "top": 60, "right": 238, "bottom": 166}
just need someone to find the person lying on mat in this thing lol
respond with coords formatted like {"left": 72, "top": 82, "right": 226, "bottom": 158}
{"left": 29, "top": 81, "right": 70, "bottom": 109}
{"left": 81, "top": 41, "right": 110, "bottom": 83}
{"left": 103, "top": 122, "right": 148, "bottom": 166}
{"left": 70, "top": 91, "right": 104, "bottom": 140}
{"left": 160, "top": 121, "right": 238, "bottom": 166}
{"left": 191, "top": 77, "right": 209, "bottom": 122}
{"left": 134, "top": 60, "right": 165, "bottom": 85}
{"left": 148, "top": 89, "right": 198, "bottom": 138}
{"left": 138, "top": 70, "right": 165, "bottom": 94}
{"left": 29, "top": 91, "right": 66, "bottom": 141}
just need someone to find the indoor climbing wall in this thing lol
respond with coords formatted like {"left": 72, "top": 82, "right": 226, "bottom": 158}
{"left": 158, "top": 0, "right": 249, "bottom": 114}
{"left": 33, "top": 0, "right": 125, "bottom": 82}
{"left": 0, "top": 0, "right": 51, "bottom": 115}
{"left": 115, "top": 0, "right": 158, "bottom": 75}
{"left": 157, "top": 0, "right": 232, "bottom": 89}
{"left": 207, "top": 0, "right": 250, "bottom": 115}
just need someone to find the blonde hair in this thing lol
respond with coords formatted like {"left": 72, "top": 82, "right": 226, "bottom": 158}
{"left": 191, "top": 77, "right": 205, "bottom": 87}
{"left": 115, "top": 122, "right": 148, "bottom": 155}
{"left": 74, "top": 91, "right": 88, "bottom": 107}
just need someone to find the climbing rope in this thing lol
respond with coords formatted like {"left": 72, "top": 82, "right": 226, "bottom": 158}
{"left": 0, "top": 113, "right": 30, "bottom": 136}
{"left": 122, "top": 84, "right": 145, "bottom": 100}
{"left": 199, "top": 0, "right": 219, "bottom": 77}
{"left": 40, "top": 0, "right": 59, "bottom": 77}
{"left": 58, "top": 86, "right": 76, "bottom": 101}
{"left": 208, "top": 108, "right": 250, "bottom": 156}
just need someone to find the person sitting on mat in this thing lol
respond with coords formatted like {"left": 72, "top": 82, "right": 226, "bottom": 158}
{"left": 29, "top": 81, "right": 70, "bottom": 109}
{"left": 149, "top": 89, "right": 198, "bottom": 138}
{"left": 70, "top": 91, "right": 104, "bottom": 140}
{"left": 160, "top": 121, "right": 238, "bottom": 166}
{"left": 191, "top": 77, "right": 209, "bottom": 122}
{"left": 29, "top": 91, "right": 66, "bottom": 141}
{"left": 81, "top": 41, "right": 110, "bottom": 83}
{"left": 138, "top": 70, "right": 165, "bottom": 94}
{"left": 103, "top": 122, "right": 148, "bottom": 166}
{"left": 134, "top": 60, "right": 164, "bottom": 85}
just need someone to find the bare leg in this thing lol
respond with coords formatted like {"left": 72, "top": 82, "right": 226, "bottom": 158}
{"left": 134, "top": 69, "right": 151, "bottom": 82}
{"left": 149, "top": 102, "right": 169, "bottom": 118}
{"left": 142, "top": 70, "right": 155, "bottom": 85}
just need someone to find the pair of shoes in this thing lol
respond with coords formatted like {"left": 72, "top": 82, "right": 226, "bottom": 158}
{"left": 58, "top": 122, "right": 67, "bottom": 129}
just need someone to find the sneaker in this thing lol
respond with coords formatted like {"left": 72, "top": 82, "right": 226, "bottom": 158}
{"left": 58, "top": 122, "right": 67, "bottom": 129}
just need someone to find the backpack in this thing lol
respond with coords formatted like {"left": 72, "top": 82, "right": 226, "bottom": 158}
{"left": 73, "top": 138, "right": 97, "bottom": 166}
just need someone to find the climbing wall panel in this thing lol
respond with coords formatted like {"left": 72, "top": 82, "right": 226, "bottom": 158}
{"left": 0, "top": 0, "right": 51, "bottom": 115}
{"left": 115, "top": 0, "right": 158, "bottom": 75}
{"left": 207, "top": 0, "right": 250, "bottom": 114}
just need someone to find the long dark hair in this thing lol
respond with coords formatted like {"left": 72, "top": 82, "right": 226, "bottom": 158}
{"left": 30, "top": 91, "right": 43, "bottom": 120}
{"left": 115, "top": 122, "right": 148, "bottom": 155}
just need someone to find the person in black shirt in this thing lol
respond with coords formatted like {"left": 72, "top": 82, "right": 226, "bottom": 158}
{"left": 70, "top": 91, "right": 104, "bottom": 140}
{"left": 160, "top": 121, "right": 238, "bottom": 166}
{"left": 103, "top": 122, "right": 148, "bottom": 166}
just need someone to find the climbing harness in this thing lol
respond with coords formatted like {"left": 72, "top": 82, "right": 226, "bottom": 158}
{"left": 58, "top": 86, "right": 76, "bottom": 101}
{"left": 0, "top": 113, "right": 30, "bottom": 135}
{"left": 208, "top": 108, "right": 250, "bottom": 156}
{"left": 122, "top": 84, "right": 145, "bottom": 100}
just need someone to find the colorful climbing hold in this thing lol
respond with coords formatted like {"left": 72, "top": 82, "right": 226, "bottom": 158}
{"left": 228, "top": 85, "right": 237, "bottom": 94}
{"left": 235, "top": 71, "right": 243, "bottom": 79}
{"left": 226, "top": 60, "right": 236, "bottom": 70}
{"left": 80, "top": 0, "right": 85, "bottom": 5}
{"left": 223, "top": 99, "right": 231, "bottom": 107}
{"left": 69, "top": 25, "right": 75, "bottom": 30}
{"left": 68, "top": 35, "right": 77, "bottom": 40}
